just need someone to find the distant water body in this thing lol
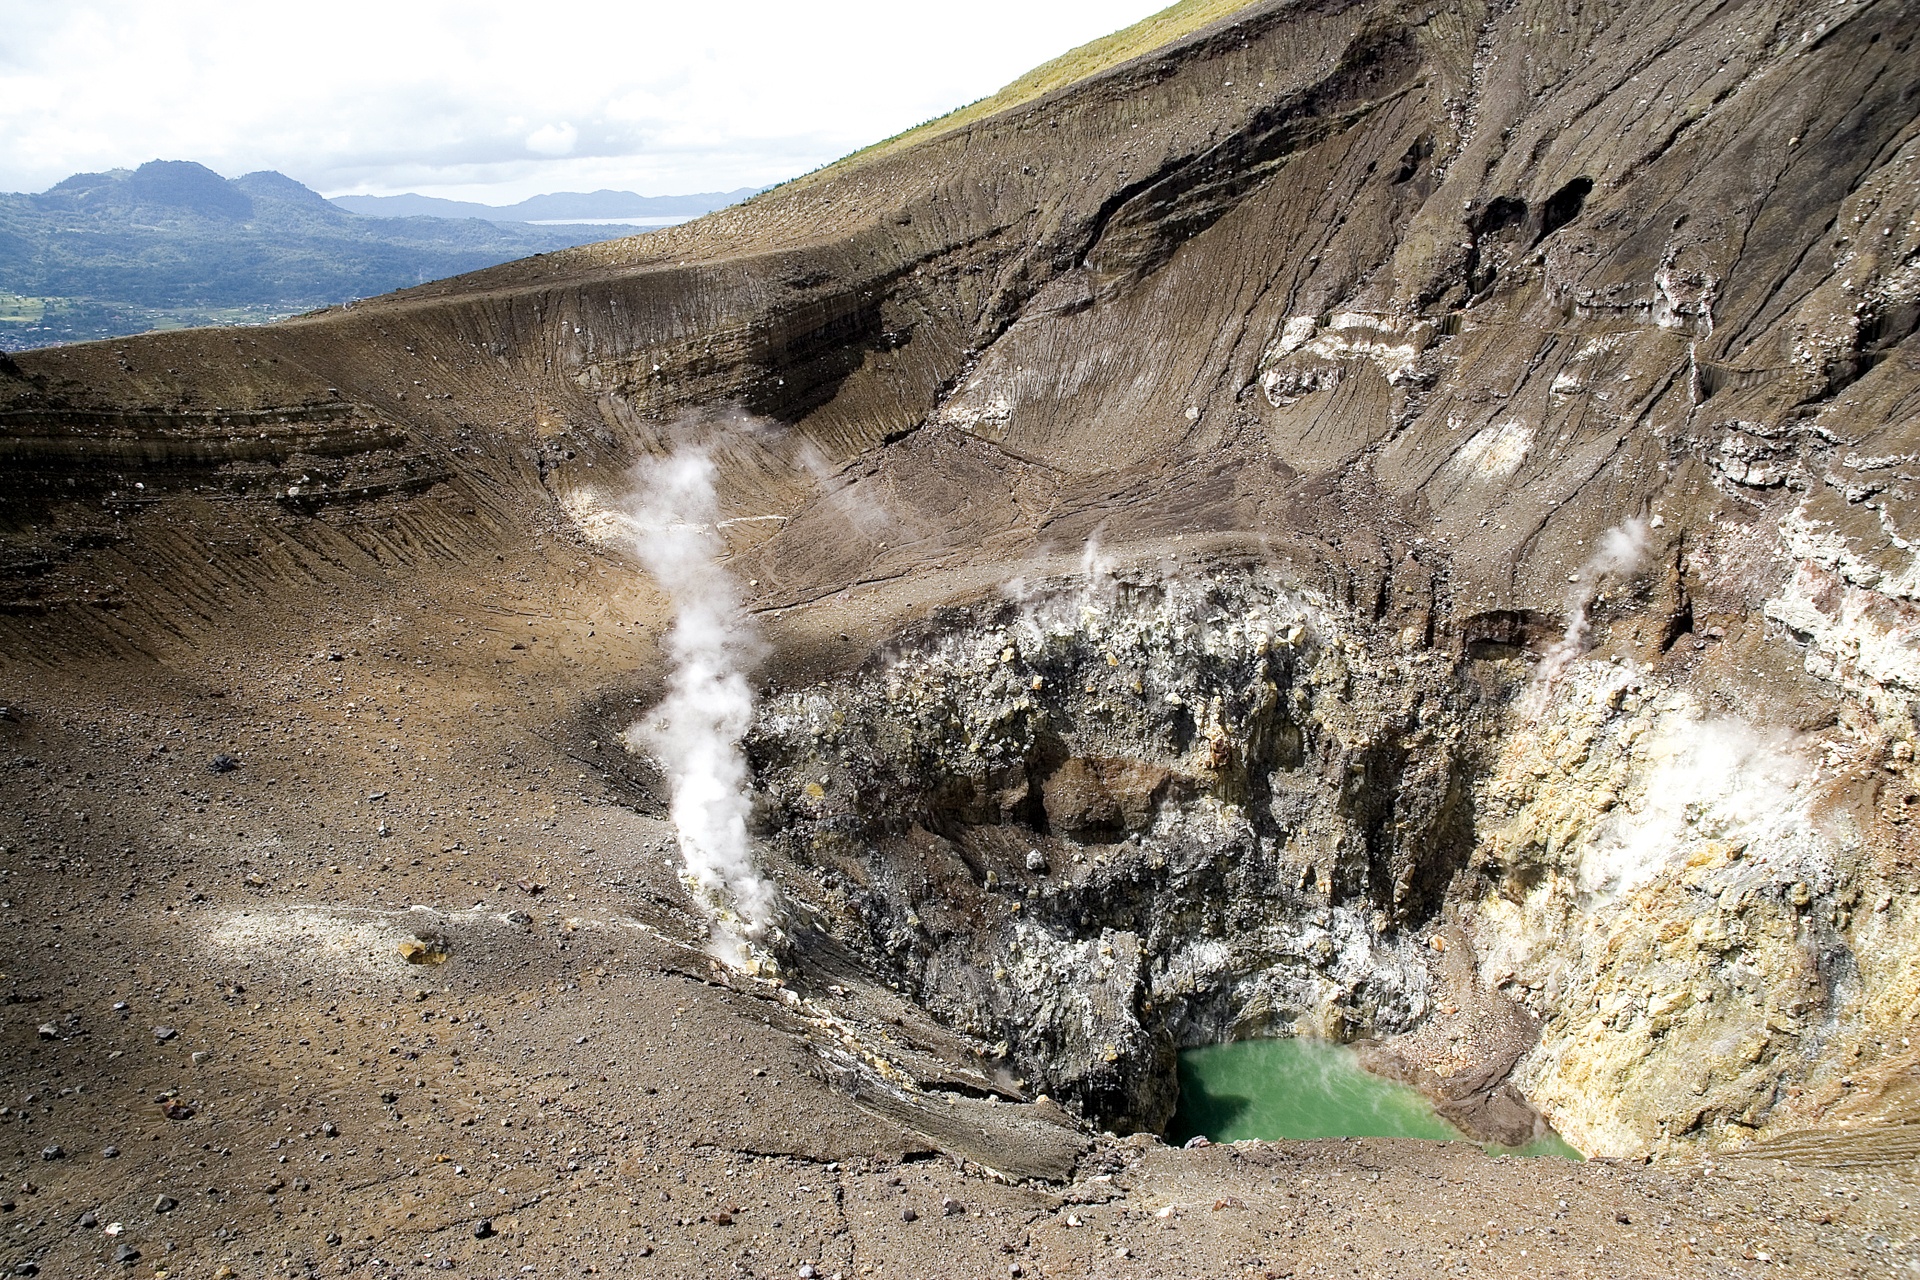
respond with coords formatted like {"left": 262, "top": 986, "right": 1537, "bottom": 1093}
{"left": 526, "top": 216, "right": 693, "bottom": 228}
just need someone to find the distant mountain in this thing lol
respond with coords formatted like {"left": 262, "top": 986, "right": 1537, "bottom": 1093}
{"left": 330, "top": 187, "right": 760, "bottom": 222}
{"left": 0, "top": 161, "right": 664, "bottom": 350}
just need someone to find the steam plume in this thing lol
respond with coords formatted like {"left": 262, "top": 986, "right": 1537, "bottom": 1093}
{"left": 621, "top": 447, "right": 780, "bottom": 962}
{"left": 1530, "top": 517, "right": 1650, "bottom": 706}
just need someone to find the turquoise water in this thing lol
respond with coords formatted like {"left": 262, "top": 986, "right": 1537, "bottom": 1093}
{"left": 1168, "top": 1037, "right": 1582, "bottom": 1159}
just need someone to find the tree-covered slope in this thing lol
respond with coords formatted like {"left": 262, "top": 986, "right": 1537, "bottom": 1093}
{"left": 0, "top": 160, "right": 624, "bottom": 348}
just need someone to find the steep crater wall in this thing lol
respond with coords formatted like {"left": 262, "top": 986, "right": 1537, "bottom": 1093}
{"left": 747, "top": 570, "right": 1482, "bottom": 1134}
{"left": 740, "top": 566, "right": 1917, "bottom": 1156}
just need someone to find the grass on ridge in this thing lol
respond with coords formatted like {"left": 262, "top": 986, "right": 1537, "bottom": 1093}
{"left": 786, "top": 0, "right": 1263, "bottom": 188}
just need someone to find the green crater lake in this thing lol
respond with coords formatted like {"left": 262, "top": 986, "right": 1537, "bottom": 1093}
{"left": 1169, "top": 1037, "right": 1581, "bottom": 1158}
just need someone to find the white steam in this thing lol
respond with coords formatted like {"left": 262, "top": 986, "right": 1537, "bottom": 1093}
{"left": 620, "top": 447, "right": 780, "bottom": 961}
{"left": 1530, "top": 517, "right": 1650, "bottom": 705}
{"left": 1579, "top": 713, "right": 1812, "bottom": 897}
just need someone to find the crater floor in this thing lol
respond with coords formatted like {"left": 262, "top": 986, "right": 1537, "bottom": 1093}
{"left": 2, "top": 546, "right": 1915, "bottom": 1278}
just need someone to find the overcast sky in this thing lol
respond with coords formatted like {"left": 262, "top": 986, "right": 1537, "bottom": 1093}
{"left": 0, "top": 1, "right": 1172, "bottom": 203}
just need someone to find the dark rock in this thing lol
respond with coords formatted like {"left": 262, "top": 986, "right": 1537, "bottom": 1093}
{"left": 208, "top": 753, "right": 239, "bottom": 773}
{"left": 473, "top": 1219, "right": 494, "bottom": 1239}
{"left": 39, "top": 1145, "right": 64, "bottom": 1161}
{"left": 112, "top": 1243, "right": 139, "bottom": 1264}
{"left": 942, "top": 1197, "right": 965, "bottom": 1216}
{"left": 900, "top": 1207, "right": 917, "bottom": 1222}
{"left": 152, "top": 1196, "right": 176, "bottom": 1213}
{"left": 152, "top": 1025, "right": 177, "bottom": 1041}
{"left": 101, "top": 1146, "right": 118, "bottom": 1157}
{"left": 77, "top": 1210, "right": 97, "bottom": 1228}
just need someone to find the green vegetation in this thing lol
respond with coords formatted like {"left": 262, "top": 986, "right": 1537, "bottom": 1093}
{"left": 793, "top": 0, "right": 1260, "bottom": 186}
{"left": 0, "top": 290, "right": 315, "bottom": 347}
{"left": 0, "top": 161, "right": 626, "bottom": 350}
{"left": 1170, "top": 1038, "right": 1583, "bottom": 1158}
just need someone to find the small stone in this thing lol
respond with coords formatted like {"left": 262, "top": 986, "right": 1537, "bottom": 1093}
{"left": 40, "top": 1144, "right": 64, "bottom": 1161}
{"left": 36, "top": 1023, "right": 56, "bottom": 1040}
{"left": 1183, "top": 1135, "right": 1210, "bottom": 1149}
{"left": 636, "top": 1245, "right": 652, "bottom": 1257}
{"left": 78, "top": 1210, "right": 98, "bottom": 1228}
{"left": 1025, "top": 850, "right": 1048, "bottom": 873}
{"left": 941, "top": 1197, "right": 965, "bottom": 1217}
{"left": 13, "top": 1262, "right": 39, "bottom": 1276}
{"left": 473, "top": 1219, "right": 494, "bottom": 1239}
{"left": 191, "top": 1051, "right": 211, "bottom": 1065}
{"left": 243, "top": 872, "right": 266, "bottom": 887}
{"left": 398, "top": 933, "right": 450, "bottom": 965}
{"left": 320, "top": 1122, "right": 338, "bottom": 1137}
{"left": 324, "top": 1233, "right": 341, "bottom": 1246}
{"left": 208, "top": 753, "right": 239, "bottom": 773}
{"left": 798, "top": 1266, "right": 818, "bottom": 1279}
{"left": 153, "top": 1195, "right": 176, "bottom": 1213}
{"left": 101, "top": 1146, "right": 119, "bottom": 1158}
{"left": 153, "top": 1026, "right": 178, "bottom": 1041}
{"left": 900, "top": 1207, "right": 917, "bottom": 1222}
{"left": 505, "top": 910, "right": 533, "bottom": 927}
{"left": 112, "top": 1243, "right": 139, "bottom": 1264}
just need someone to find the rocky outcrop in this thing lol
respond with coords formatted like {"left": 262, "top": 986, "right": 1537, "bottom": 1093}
{"left": 748, "top": 572, "right": 1473, "bottom": 1133}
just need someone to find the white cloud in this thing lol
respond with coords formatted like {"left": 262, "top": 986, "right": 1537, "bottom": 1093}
{"left": 0, "top": 0, "right": 1175, "bottom": 202}
{"left": 524, "top": 122, "right": 578, "bottom": 157}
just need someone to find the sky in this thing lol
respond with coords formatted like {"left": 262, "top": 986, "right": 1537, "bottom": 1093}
{"left": 0, "top": 1, "right": 1173, "bottom": 204}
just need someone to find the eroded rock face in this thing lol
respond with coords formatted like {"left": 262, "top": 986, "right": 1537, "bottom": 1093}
{"left": 748, "top": 572, "right": 1489, "bottom": 1131}
{"left": 1467, "top": 663, "right": 1904, "bottom": 1157}
{"left": 745, "top": 567, "right": 1919, "bottom": 1155}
